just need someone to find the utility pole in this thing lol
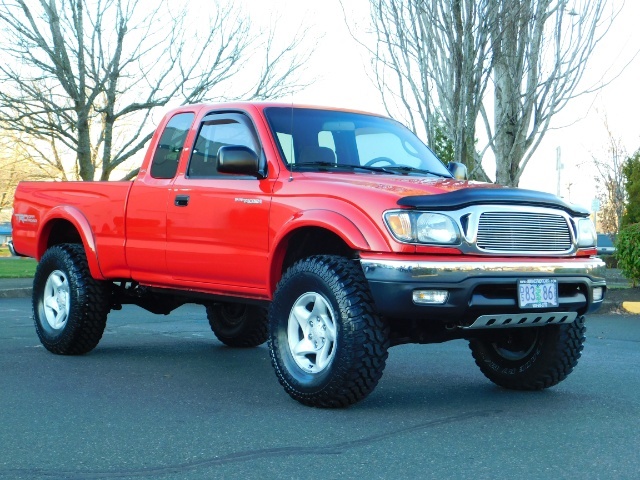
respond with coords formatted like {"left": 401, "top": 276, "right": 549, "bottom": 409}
{"left": 556, "top": 147, "right": 563, "bottom": 197}
{"left": 591, "top": 198, "right": 601, "bottom": 232}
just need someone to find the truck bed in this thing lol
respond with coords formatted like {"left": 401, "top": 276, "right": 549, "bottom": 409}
{"left": 12, "top": 181, "right": 133, "bottom": 279}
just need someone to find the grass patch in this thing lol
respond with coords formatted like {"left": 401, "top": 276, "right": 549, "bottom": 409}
{"left": 0, "top": 258, "right": 37, "bottom": 278}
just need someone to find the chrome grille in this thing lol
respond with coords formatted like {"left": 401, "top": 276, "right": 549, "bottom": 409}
{"left": 477, "top": 212, "right": 572, "bottom": 253}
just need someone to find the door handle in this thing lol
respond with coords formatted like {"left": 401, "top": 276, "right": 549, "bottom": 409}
{"left": 175, "top": 195, "right": 190, "bottom": 207}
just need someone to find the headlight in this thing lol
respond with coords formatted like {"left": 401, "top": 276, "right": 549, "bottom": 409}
{"left": 384, "top": 211, "right": 460, "bottom": 245}
{"left": 576, "top": 218, "right": 596, "bottom": 248}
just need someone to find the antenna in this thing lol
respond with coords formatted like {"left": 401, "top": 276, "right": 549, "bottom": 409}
{"left": 288, "top": 102, "right": 294, "bottom": 182}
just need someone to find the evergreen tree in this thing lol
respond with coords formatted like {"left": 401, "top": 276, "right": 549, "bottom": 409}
{"left": 622, "top": 151, "right": 640, "bottom": 227}
{"left": 432, "top": 114, "right": 455, "bottom": 165}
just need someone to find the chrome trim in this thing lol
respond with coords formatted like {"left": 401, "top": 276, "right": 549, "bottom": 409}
{"left": 7, "top": 240, "right": 18, "bottom": 257}
{"left": 476, "top": 210, "right": 571, "bottom": 253}
{"left": 383, "top": 204, "right": 594, "bottom": 256}
{"left": 463, "top": 311, "right": 578, "bottom": 330}
{"left": 360, "top": 257, "right": 607, "bottom": 283}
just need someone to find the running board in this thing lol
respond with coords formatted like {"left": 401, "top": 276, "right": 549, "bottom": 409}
{"left": 463, "top": 311, "right": 578, "bottom": 330}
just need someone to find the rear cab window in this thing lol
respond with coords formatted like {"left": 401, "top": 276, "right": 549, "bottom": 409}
{"left": 150, "top": 113, "right": 195, "bottom": 179}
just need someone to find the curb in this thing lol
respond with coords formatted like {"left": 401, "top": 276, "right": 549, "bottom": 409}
{"left": 0, "top": 288, "right": 32, "bottom": 299}
{"left": 622, "top": 302, "right": 640, "bottom": 314}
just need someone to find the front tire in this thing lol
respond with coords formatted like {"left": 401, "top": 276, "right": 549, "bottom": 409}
{"left": 33, "top": 244, "right": 111, "bottom": 355}
{"left": 469, "top": 317, "right": 586, "bottom": 390}
{"left": 206, "top": 303, "right": 268, "bottom": 348}
{"left": 268, "top": 255, "right": 389, "bottom": 408}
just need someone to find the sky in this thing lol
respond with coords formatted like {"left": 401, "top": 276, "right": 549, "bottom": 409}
{"left": 236, "top": 0, "right": 640, "bottom": 211}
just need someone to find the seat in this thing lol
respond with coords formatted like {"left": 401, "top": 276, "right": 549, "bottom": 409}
{"left": 298, "top": 146, "right": 336, "bottom": 164}
{"left": 188, "top": 151, "right": 217, "bottom": 177}
{"left": 149, "top": 146, "right": 179, "bottom": 179}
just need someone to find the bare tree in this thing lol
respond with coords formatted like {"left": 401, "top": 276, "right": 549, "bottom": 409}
{"left": 358, "top": 0, "right": 494, "bottom": 179}
{"left": 362, "top": 0, "right": 614, "bottom": 185}
{"left": 0, "top": 130, "right": 56, "bottom": 221}
{"left": 0, "top": 0, "right": 310, "bottom": 181}
{"left": 486, "top": 0, "right": 611, "bottom": 186}
{"left": 591, "top": 117, "right": 627, "bottom": 235}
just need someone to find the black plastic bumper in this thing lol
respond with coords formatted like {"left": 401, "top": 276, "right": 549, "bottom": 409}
{"left": 360, "top": 257, "right": 606, "bottom": 326}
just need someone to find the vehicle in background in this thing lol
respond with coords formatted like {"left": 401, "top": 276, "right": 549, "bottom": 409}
{"left": 596, "top": 234, "right": 616, "bottom": 256}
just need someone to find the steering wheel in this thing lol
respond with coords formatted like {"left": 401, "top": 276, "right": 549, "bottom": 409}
{"left": 365, "top": 157, "right": 396, "bottom": 167}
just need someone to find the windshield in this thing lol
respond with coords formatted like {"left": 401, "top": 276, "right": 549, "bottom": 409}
{"left": 264, "top": 107, "right": 451, "bottom": 177}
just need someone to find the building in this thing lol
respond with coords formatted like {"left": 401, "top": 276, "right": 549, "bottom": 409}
{"left": 0, "top": 223, "right": 12, "bottom": 246}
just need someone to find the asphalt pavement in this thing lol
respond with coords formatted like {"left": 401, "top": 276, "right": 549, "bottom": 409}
{"left": 1, "top": 297, "right": 639, "bottom": 480}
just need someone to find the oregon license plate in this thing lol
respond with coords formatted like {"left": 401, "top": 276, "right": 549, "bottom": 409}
{"left": 518, "top": 279, "right": 558, "bottom": 308}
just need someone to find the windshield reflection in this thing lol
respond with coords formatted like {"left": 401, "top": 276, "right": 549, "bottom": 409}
{"left": 264, "top": 107, "right": 451, "bottom": 178}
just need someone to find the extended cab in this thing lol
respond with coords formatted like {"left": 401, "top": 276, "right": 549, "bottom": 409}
{"left": 12, "top": 103, "right": 606, "bottom": 407}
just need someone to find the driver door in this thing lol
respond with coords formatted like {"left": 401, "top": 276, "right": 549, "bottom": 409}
{"left": 166, "top": 112, "right": 272, "bottom": 296}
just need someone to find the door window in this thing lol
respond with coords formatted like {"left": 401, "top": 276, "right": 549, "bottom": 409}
{"left": 187, "top": 114, "right": 260, "bottom": 178}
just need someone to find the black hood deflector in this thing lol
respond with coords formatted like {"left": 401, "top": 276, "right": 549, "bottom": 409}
{"left": 397, "top": 187, "right": 589, "bottom": 217}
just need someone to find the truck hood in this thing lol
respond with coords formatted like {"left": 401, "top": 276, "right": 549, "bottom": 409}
{"left": 299, "top": 172, "right": 589, "bottom": 217}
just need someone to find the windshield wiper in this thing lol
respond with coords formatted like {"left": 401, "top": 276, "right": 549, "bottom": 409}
{"left": 290, "top": 162, "right": 451, "bottom": 178}
{"left": 290, "top": 161, "right": 346, "bottom": 170}
{"left": 373, "top": 166, "right": 452, "bottom": 178}
{"left": 291, "top": 162, "right": 394, "bottom": 174}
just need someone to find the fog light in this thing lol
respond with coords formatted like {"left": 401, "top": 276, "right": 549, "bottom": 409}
{"left": 413, "top": 290, "right": 448, "bottom": 305}
{"left": 593, "top": 287, "right": 604, "bottom": 301}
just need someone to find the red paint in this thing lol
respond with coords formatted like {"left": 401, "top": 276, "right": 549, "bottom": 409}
{"left": 12, "top": 102, "right": 597, "bottom": 300}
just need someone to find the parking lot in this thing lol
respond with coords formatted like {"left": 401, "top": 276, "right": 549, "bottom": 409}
{"left": 1, "top": 297, "right": 639, "bottom": 479}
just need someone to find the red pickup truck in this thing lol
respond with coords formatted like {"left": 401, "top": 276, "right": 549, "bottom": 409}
{"left": 12, "top": 102, "right": 606, "bottom": 407}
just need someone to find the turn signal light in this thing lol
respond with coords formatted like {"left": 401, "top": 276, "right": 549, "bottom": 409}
{"left": 413, "top": 290, "right": 449, "bottom": 305}
{"left": 593, "top": 287, "right": 604, "bottom": 301}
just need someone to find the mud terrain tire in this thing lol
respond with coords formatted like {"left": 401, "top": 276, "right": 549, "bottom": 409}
{"left": 206, "top": 303, "right": 268, "bottom": 348}
{"left": 33, "top": 244, "right": 111, "bottom": 355}
{"left": 469, "top": 317, "right": 586, "bottom": 390}
{"left": 268, "top": 255, "right": 389, "bottom": 408}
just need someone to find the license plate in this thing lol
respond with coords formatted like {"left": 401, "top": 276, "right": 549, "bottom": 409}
{"left": 518, "top": 279, "right": 558, "bottom": 308}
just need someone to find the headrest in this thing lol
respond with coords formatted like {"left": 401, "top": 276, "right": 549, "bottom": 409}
{"left": 298, "top": 146, "right": 336, "bottom": 164}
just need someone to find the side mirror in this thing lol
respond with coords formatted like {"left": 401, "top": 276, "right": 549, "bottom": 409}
{"left": 217, "top": 146, "right": 265, "bottom": 178}
{"left": 448, "top": 162, "right": 468, "bottom": 180}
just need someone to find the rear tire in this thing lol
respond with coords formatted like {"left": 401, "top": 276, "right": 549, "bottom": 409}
{"left": 33, "top": 244, "right": 111, "bottom": 355}
{"left": 206, "top": 303, "right": 268, "bottom": 348}
{"left": 469, "top": 317, "right": 586, "bottom": 390}
{"left": 268, "top": 255, "right": 389, "bottom": 408}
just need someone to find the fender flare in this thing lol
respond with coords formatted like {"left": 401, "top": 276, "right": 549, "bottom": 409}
{"left": 277, "top": 209, "right": 371, "bottom": 249}
{"left": 267, "top": 209, "right": 390, "bottom": 294}
{"left": 38, "top": 206, "right": 105, "bottom": 280}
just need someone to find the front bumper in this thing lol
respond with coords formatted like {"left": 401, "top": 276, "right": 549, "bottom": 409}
{"left": 360, "top": 256, "right": 606, "bottom": 326}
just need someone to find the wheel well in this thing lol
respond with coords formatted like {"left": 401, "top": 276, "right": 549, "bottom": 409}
{"left": 45, "top": 219, "right": 82, "bottom": 250}
{"left": 274, "top": 227, "right": 356, "bottom": 290}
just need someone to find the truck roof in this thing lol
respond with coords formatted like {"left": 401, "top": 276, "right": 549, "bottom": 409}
{"left": 162, "top": 101, "right": 385, "bottom": 118}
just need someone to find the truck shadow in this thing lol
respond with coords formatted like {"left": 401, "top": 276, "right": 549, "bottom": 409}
{"left": 81, "top": 333, "right": 583, "bottom": 414}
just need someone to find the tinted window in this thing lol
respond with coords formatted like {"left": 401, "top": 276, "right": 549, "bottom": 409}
{"left": 150, "top": 113, "right": 194, "bottom": 179}
{"left": 187, "top": 114, "right": 259, "bottom": 178}
{"left": 264, "top": 107, "right": 450, "bottom": 176}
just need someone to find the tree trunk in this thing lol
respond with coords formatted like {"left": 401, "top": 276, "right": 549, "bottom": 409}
{"left": 76, "top": 111, "right": 94, "bottom": 181}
